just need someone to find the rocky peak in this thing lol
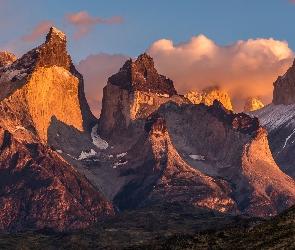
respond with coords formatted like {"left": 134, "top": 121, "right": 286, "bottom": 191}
{"left": 244, "top": 97, "right": 264, "bottom": 112}
{"left": 184, "top": 86, "right": 233, "bottom": 111}
{"left": 108, "top": 53, "right": 177, "bottom": 96}
{"left": 0, "top": 51, "right": 17, "bottom": 67}
{"left": 273, "top": 59, "right": 295, "bottom": 105}
{"left": 37, "top": 27, "right": 71, "bottom": 70}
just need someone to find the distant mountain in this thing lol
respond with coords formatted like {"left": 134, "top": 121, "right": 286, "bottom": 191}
{"left": 244, "top": 96, "right": 264, "bottom": 112}
{"left": 184, "top": 86, "right": 233, "bottom": 111}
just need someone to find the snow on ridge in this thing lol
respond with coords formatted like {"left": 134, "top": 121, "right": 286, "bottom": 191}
{"left": 189, "top": 155, "right": 205, "bottom": 160}
{"left": 12, "top": 126, "right": 26, "bottom": 132}
{"left": 56, "top": 150, "right": 63, "bottom": 153}
{"left": 91, "top": 124, "right": 108, "bottom": 149}
{"left": 250, "top": 103, "right": 295, "bottom": 132}
{"left": 283, "top": 129, "right": 295, "bottom": 148}
{"left": 78, "top": 149, "right": 97, "bottom": 160}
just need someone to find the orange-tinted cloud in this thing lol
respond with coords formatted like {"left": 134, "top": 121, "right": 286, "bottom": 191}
{"left": 289, "top": 0, "right": 295, "bottom": 3}
{"left": 66, "top": 11, "right": 123, "bottom": 39}
{"left": 146, "top": 35, "right": 294, "bottom": 111}
{"left": 21, "top": 21, "right": 53, "bottom": 42}
{"left": 76, "top": 53, "right": 129, "bottom": 117}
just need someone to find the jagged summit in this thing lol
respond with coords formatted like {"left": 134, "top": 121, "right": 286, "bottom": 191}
{"left": 273, "top": 58, "right": 295, "bottom": 105}
{"left": 46, "top": 27, "right": 66, "bottom": 42}
{"left": 108, "top": 53, "right": 177, "bottom": 96}
{"left": 0, "top": 51, "right": 17, "bottom": 67}
{"left": 184, "top": 86, "right": 233, "bottom": 111}
{"left": 244, "top": 97, "right": 264, "bottom": 112}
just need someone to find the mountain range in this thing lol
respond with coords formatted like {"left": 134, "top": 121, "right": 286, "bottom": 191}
{"left": 1, "top": 27, "right": 295, "bottom": 248}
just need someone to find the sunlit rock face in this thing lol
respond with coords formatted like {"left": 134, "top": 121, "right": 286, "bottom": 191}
{"left": 244, "top": 97, "right": 264, "bottom": 112}
{"left": 0, "top": 27, "right": 96, "bottom": 142}
{"left": 184, "top": 86, "right": 233, "bottom": 111}
{"left": 273, "top": 59, "right": 295, "bottom": 105}
{"left": 99, "top": 53, "right": 188, "bottom": 138}
{"left": 0, "top": 27, "right": 113, "bottom": 232}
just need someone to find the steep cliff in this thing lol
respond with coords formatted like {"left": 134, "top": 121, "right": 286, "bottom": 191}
{"left": 273, "top": 59, "right": 295, "bottom": 105}
{"left": 99, "top": 53, "right": 187, "bottom": 138}
{"left": 0, "top": 27, "right": 96, "bottom": 142}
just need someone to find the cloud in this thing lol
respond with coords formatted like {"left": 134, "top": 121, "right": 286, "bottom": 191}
{"left": 21, "top": 21, "right": 53, "bottom": 42}
{"left": 66, "top": 11, "right": 123, "bottom": 39}
{"left": 289, "top": 0, "right": 295, "bottom": 3}
{"left": 76, "top": 53, "right": 129, "bottom": 117}
{"left": 146, "top": 35, "right": 294, "bottom": 111}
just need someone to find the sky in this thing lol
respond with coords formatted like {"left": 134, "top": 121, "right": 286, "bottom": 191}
{"left": 1, "top": 0, "right": 295, "bottom": 116}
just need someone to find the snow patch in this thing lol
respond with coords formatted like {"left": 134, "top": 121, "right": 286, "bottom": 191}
{"left": 78, "top": 149, "right": 97, "bottom": 160}
{"left": 116, "top": 152, "right": 127, "bottom": 158}
{"left": 283, "top": 129, "right": 295, "bottom": 148}
{"left": 56, "top": 150, "right": 63, "bottom": 153}
{"left": 113, "top": 161, "right": 128, "bottom": 169}
{"left": 189, "top": 155, "right": 205, "bottom": 160}
{"left": 91, "top": 124, "right": 108, "bottom": 149}
{"left": 156, "top": 93, "right": 169, "bottom": 98}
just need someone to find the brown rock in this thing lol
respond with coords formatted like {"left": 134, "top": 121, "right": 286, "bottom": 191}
{"left": 273, "top": 59, "right": 295, "bottom": 105}
{"left": 0, "top": 128, "right": 114, "bottom": 232}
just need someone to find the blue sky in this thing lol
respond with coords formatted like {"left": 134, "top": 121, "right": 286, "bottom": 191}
{"left": 1, "top": 0, "right": 295, "bottom": 116}
{"left": 1, "top": 0, "right": 295, "bottom": 62}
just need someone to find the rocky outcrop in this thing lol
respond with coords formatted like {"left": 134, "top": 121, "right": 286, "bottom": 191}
{"left": 244, "top": 97, "right": 264, "bottom": 112}
{"left": 0, "top": 52, "right": 17, "bottom": 67}
{"left": 273, "top": 59, "right": 295, "bottom": 105}
{"left": 184, "top": 86, "right": 233, "bottom": 111}
{"left": 114, "top": 112, "right": 237, "bottom": 213}
{"left": 99, "top": 54, "right": 187, "bottom": 138}
{"left": 0, "top": 128, "right": 114, "bottom": 232}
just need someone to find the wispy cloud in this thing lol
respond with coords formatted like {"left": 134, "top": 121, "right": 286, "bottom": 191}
{"left": 21, "top": 21, "right": 53, "bottom": 42}
{"left": 289, "top": 0, "right": 295, "bottom": 3}
{"left": 146, "top": 35, "right": 294, "bottom": 111}
{"left": 66, "top": 11, "right": 123, "bottom": 39}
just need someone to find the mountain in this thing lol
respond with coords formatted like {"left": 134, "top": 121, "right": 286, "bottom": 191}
{"left": 92, "top": 55, "right": 295, "bottom": 216}
{"left": 0, "top": 27, "right": 114, "bottom": 231}
{"left": 251, "top": 59, "right": 295, "bottom": 178}
{"left": 184, "top": 86, "right": 233, "bottom": 111}
{"left": 0, "top": 52, "right": 17, "bottom": 67}
{"left": 244, "top": 97, "right": 264, "bottom": 112}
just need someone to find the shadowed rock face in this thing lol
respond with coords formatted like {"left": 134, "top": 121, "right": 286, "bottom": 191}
{"left": 273, "top": 59, "right": 295, "bottom": 105}
{"left": 111, "top": 101, "right": 295, "bottom": 216}
{"left": 108, "top": 53, "right": 177, "bottom": 96}
{"left": 0, "top": 128, "right": 114, "bottom": 232}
